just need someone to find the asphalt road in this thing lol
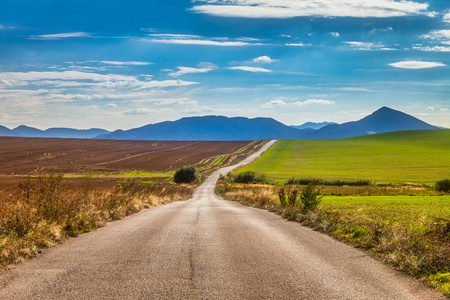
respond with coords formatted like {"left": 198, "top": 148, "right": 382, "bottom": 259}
{"left": 0, "top": 140, "right": 443, "bottom": 299}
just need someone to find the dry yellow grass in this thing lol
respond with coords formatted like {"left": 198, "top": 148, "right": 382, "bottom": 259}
{"left": 0, "top": 174, "right": 194, "bottom": 267}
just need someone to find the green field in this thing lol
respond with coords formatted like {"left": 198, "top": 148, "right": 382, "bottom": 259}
{"left": 239, "top": 129, "right": 450, "bottom": 183}
{"left": 322, "top": 195, "right": 450, "bottom": 228}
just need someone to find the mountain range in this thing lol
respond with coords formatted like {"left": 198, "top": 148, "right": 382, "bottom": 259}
{"left": 0, "top": 107, "right": 442, "bottom": 141}
{"left": 0, "top": 125, "right": 110, "bottom": 139}
{"left": 291, "top": 122, "right": 337, "bottom": 130}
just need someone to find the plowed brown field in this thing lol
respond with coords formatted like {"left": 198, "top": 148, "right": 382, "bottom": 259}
{"left": 0, "top": 137, "right": 266, "bottom": 192}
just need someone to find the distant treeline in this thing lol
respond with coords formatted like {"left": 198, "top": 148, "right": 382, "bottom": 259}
{"left": 286, "top": 178, "right": 372, "bottom": 186}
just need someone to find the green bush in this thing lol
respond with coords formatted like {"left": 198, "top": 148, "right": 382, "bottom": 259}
{"left": 436, "top": 179, "right": 450, "bottom": 193}
{"left": 299, "top": 184, "right": 323, "bottom": 213}
{"left": 173, "top": 165, "right": 201, "bottom": 184}
{"left": 233, "top": 171, "right": 266, "bottom": 184}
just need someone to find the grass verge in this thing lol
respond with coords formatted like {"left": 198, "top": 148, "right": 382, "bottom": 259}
{"left": 0, "top": 174, "right": 194, "bottom": 268}
{"left": 216, "top": 181, "right": 450, "bottom": 296}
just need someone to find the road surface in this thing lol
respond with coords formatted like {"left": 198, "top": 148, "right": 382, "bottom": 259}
{"left": 0, "top": 140, "right": 443, "bottom": 299}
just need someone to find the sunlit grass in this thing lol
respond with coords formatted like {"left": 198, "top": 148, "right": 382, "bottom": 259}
{"left": 239, "top": 129, "right": 450, "bottom": 183}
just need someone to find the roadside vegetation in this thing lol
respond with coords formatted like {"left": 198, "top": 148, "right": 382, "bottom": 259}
{"left": 174, "top": 165, "right": 201, "bottom": 183}
{"left": 0, "top": 174, "right": 194, "bottom": 267}
{"left": 219, "top": 130, "right": 450, "bottom": 296}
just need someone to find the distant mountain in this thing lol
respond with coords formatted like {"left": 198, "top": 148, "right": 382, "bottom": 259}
{"left": 104, "top": 116, "right": 310, "bottom": 141}
{"left": 291, "top": 122, "right": 337, "bottom": 130}
{"left": 0, "top": 125, "right": 17, "bottom": 137}
{"left": 0, "top": 107, "right": 440, "bottom": 141}
{"left": 42, "top": 128, "right": 110, "bottom": 139}
{"left": 313, "top": 107, "right": 438, "bottom": 139}
{"left": 13, "top": 125, "right": 45, "bottom": 137}
{"left": 6, "top": 125, "right": 111, "bottom": 139}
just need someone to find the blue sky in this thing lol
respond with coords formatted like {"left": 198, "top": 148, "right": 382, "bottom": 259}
{"left": 0, "top": 0, "right": 449, "bottom": 130}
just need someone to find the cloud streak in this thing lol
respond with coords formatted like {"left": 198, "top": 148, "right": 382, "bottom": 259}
{"left": 29, "top": 32, "right": 92, "bottom": 40}
{"left": 228, "top": 66, "right": 272, "bottom": 72}
{"left": 389, "top": 61, "right": 446, "bottom": 69}
{"left": 168, "top": 63, "right": 218, "bottom": 77}
{"left": 191, "top": 0, "right": 431, "bottom": 19}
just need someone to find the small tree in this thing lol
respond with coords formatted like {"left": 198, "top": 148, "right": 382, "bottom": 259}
{"left": 299, "top": 184, "right": 322, "bottom": 213}
{"left": 173, "top": 165, "right": 201, "bottom": 184}
{"left": 436, "top": 179, "right": 450, "bottom": 193}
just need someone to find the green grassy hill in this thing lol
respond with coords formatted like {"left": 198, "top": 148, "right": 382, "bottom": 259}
{"left": 239, "top": 129, "right": 450, "bottom": 183}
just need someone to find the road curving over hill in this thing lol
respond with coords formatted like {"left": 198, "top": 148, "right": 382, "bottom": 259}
{"left": 0, "top": 140, "right": 443, "bottom": 299}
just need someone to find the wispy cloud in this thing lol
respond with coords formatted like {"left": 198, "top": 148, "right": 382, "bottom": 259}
{"left": 104, "top": 103, "right": 118, "bottom": 108}
{"left": 168, "top": 62, "right": 218, "bottom": 77}
{"left": 144, "top": 38, "right": 253, "bottom": 46}
{"left": 412, "top": 45, "right": 450, "bottom": 52}
{"left": 96, "top": 61, "right": 153, "bottom": 66}
{"left": 344, "top": 41, "right": 396, "bottom": 51}
{"left": 420, "top": 29, "right": 450, "bottom": 40}
{"left": 228, "top": 66, "right": 272, "bottom": 72}
{"left": 389, "top": 61, "right": 446, "bottom": 69}
{"left": 285, "top": 43, "right": 306, "bottom": 47}
{"left": 252, "top": 56, "right": 278, "bottom": 64}
{"left": 141, "top": 33, "right": 264, "bottom": 46}
{"left": 190, "top": 0, "right": 432, "bottom": 19}
{"left": 148, "top": 33, "right": 202, "bottom": 39}
{"left": 29, "top": 32, "right": 92, "bottom": 40}
{"left": 0, "top": 24, "right": 15, "bottom": 30}
{"left": 137, "top": 79, "right": 199, "bottom": 89}
{"left": 444, "top": 12, "right": 450, "bottom": 23}
{"left": 263, "top": 99, "right": 287, "bottom": 108}
{"left": 0, "top": 71, "right": 199, "bottom": 90}
{"left": 329, "top": 32, "right": 340, "bottom": 37}
{"left": 295, "top": 99, "right": 335, "bottom": 105}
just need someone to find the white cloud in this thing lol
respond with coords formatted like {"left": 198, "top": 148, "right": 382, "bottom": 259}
{"left": 29, "top": 32, "right": 91, "bottom": 40}
{"left": 344, "top": 41, "right": 396, "bottom": 51}
{"left": 46, "top": 93, "right": 101, "bottom": 101}
{"left": 148, "top": 33, "right": 202, "bottom": 39}
{"left": 123, "top": 108, "right": 152, "bottom": 115}
{"left": 412, "top": 45, "right": 450, "bottom": 52}
{"left": 286, "top": 43, "right": 306, "bottom": 47}
{"left": 104, "top": 103, "right": 118, "bottom": 108}
{"left": 132, "top": 98, "right": 198, "bottom": 106}
{"left": 370, "top": 27, "right": 394, "bottom": 33}
{"left": 0, "top": 71, "right": 135, "bottom": 83}
{"left": 441, "top": 108, "right": 448, "bottom": 111}
{"left": 0, "top": 71, "right": 199, "bottom": 90}
{"left": 0, "top": 24, "right": 14, "bottom": 30}
{"left": 329, "top": 32, "right": 340, "bottom": 37}
{"left": 295, "top": 99, "right": 335, "bottom": 105}
{"left": 228, "top": 66, "right": 272, "bottom": 72}
{"left": 389, "top": 61, "right": 446, "bottom": 69}
{"left": 190, "top": 0, "right": 431, "bottom": 19}
{"left": 252, "top": 56, "right": 278, "bottom": 63}
{"left": 444, "top": 12, "right": 450, "bottom": 23}
{"left": 123, "top": 108, "right": 174, "bottom": 115}
{"left": 144, "top": 38, "right": 254, "bottom": 46}
{"left": 97, "top": 61, "right": 153, "bottom": 66}
{"left": 421, "top": 29, "right": 450, "bottom": 40}
{"left": 86, "top": 105, "right": 99, "bottom": 109}
{"left": 137, "top": 79, "right": 199, "bottom": 89}
{"left": 168, "top": 62, "right": 218, "bottom": 77}
{"left": 263, "top": 99, "right": 287, "bottom": 108}
{"left": 426, "top": 107, "right": 435, "bottom": 111}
